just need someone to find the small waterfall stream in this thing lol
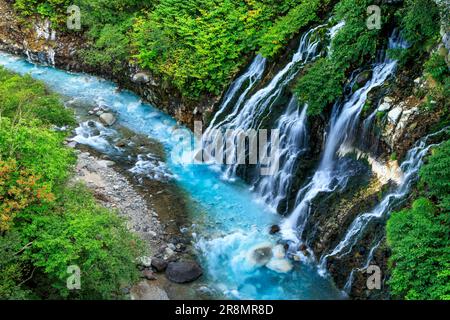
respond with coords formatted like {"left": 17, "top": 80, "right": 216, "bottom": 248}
{"left": 254, "top": 98, "right": 309, "bottom": 212}
{"left": 202, "top": 25, "right": 324, "bottom": 180}
{"left": 280, "top": 31, "right": 406, "bottom": 243}
{"left": 320, "top": 126, "right": 449, "bottom": 290}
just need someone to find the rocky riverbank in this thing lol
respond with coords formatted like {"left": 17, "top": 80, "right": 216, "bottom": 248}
{"left": 71, "top": 145, "right": 205, "bottom": 300}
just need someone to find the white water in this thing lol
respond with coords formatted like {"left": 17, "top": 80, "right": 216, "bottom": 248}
{"left": 254, "top": 98, "right": 309, "bottom": 212}
{"left": 319, "top": 127, "right": 449, "bottom": 280}
{"left": 281, "top": 32, "right": 406, "bottom": 243}
{"left": 202, "top": 26, "right": 323, "bottom": 180}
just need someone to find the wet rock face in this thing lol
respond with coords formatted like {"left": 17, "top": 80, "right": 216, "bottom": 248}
{"left": 247, "top": 243, "right": 273, "bottom": 267}
{"left": 165, "top": 261, "right": 203, "bottom": 283}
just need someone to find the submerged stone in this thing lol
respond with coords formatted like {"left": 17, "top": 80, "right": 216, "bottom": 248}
{"left": 247, "top": 243, "right": 273, "bottom": 267}
{"left": 266, "top": 258, "right": 293, "bottom": 273}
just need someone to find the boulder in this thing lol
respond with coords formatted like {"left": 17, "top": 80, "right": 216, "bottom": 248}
{"left": 99, "top": 113, "right": 116, "bottom": 126}
{"left": 138, "top": 256, "right": 152, "bottom": 268}
{"left": 151, "top": 257, "right": 168, "bottom": 272}
{"left": 272, "top": 245, "right": 286, "bottom": 259}
{"left": 165, "top": 261, "right": 203, "bottom": 283}
{"left": 387, "top": 106, "right": 402, "bottom": 124}
{"left": 269, "top": 225, "right": 280, "bottom": 234}
{"left": 266, "top": 258, "right": 293, "bottom": 273}
{"left": 131, "top": 281, "right": 169, "bottom": 300}
{"left": 247, "top": 243, "right": 273, "bottom": 267}
{"left": 132, "top": 72, "right": 151, "bottom": 84}
{"left": 378, "top": 102, "right": 391, "bottom": 112}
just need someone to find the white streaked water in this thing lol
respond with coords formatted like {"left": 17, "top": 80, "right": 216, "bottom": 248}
{"left": 202, "top": 25, "right": 324, "bottom": 181}
{"left": 319, "top": 126, "right": 449, "bottom": 278}
{"left": 281, "top": 31, "right": 406, "bottom": 243}
{"left": 254, "top": 98, "right": 309, "bottom": 212}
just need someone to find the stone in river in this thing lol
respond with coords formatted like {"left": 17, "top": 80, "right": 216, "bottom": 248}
{"left": 247, "top": 242, "right": 273, "bottom": 267}
{"left": 266, "top": 258, "right": 293, "bottom": 273}
{"left": 99, "top": 112, "right": 116, "bottom": 126}
{"left": 165, "top": 261, "right": 203, "bottom": 283}
{"left": 269, "top": 225, "right": 280, "bottom": 234}
{"left": 151, "top": 257, "right": 168, "bottom": 272}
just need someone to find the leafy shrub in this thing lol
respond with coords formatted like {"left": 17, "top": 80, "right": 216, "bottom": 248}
{"left": 20, "top": 184, "right": 143, "bottom": 299}
{"left": 419, "top": 139, "right": 450, "bottom": 208}
{"left": 294, "top": 58, "right": 344, "bottom": 115}
{"left": 0, "top": 117, "right": 75, "bottom": 186}
{"left": 387, "top": 140, "right": 450, "bottom": 300}
{"left": 293, "top": 0, "right": 383, "bottom": 115}
{"left": 424, "top": 53, "right": 449, "bottom": 85}
{"left": 387, "top": 198, "right": 449, "bottom": 300}
{"left": 0, "top": 231, "right": 32, "bottom": 299}
{"left": 0, "top": 159, "right": 54, "bottom": 232}
{"left": 0, "top": 67, "right": 75, "bottom": 126}
{"left": 398, "top": 0, "right": 440, "bottom": 47}
{"left": 258, "top": 0, "right": 323, "bottom": 58}
{"left": 0, "top": 70, "right": 143, "bottom": 299}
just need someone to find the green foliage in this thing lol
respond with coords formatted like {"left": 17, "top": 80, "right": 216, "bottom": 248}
{"left": 0, "top": 70, "right": 143, "bottom": 299}
{"left": 419, "top": 140, "right": 450, "bottom": 208}
{"left": 0, "top": 231, "right": 32, "bottom": 299}
{"left": 387, "top": 198, "right": 450, "bottom": 300}
{"left": 0, "top": 67, "right": 75, "bottom": 126}
{"left": 258, "top": 0, "right": 323, "bottom": 58}
{"left": 20, "top": 184, "right": 143, "bottom": 299}
{"left": 387, "top": 140, "right": 450, "bottom": 300}
{"left": 0, "top": 159, "right": 54, "bottom": 232}
{"left": 424, "top": 52, "right": 450, "bottom": 85}
{"left": 294, "top": 58, "right": 344, "bottom": 115}
{"left": 14, "top": 0, "right": 71, "bottom": 24}
{"left": 0, "top": 117, "right": 75, "bottom": 186}
{"left": 398, "top": 0, "right": 440, "bottom": 47}
{"left": 294, "top": 0, "right": 384, "bottom": 115}
{"left": 79, "top": 23, "right": 132, "bottom": 75}
{"left": 132, "top": 0, "right": 318, "bottom": 97}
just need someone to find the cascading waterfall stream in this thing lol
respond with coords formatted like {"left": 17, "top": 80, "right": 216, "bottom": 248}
{"left": 281, "top": 31, "right": 407, "bottom": 243}
{"left": 202, "top": 25, "right": 324, "bottom": 180}
{"left": 254, "top": 98, "right": 309, "bottom": 212}
{"left": 319, "top": 127, "right": 450, "bottom": 287}
{"left": 204, "top": 54, "right": 267, "bottom": 134}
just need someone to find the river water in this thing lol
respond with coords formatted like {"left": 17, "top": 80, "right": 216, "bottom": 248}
{"left": 0, "top": 51, "right": 342, "bottom": 300}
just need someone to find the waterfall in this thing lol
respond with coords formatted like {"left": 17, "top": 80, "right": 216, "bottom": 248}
{"left": 319, "top": 126, "right": 449, "bottom": 283}
{"left": 205, "top": 54, "right": 267, "bottom": 134}
{"left": 280, "top": 31, "right": 406, "bottom": 243}
{"left": 254, "top": 98, "right": 309, "bottom": 212}
{"left": 202, "top": 25, "right": 324, "bottom": 180}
